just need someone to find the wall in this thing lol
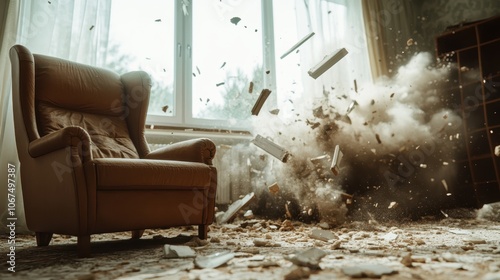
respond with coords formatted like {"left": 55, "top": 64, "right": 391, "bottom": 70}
{"left": 417, "top": 0, "right": 500, "bottom": 55}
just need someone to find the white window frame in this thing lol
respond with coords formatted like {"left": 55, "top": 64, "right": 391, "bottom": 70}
{"left": 146, "top": 0, "right": 277, "bottom": 132}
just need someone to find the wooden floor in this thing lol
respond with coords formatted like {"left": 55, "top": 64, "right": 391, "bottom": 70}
{"left": 1, "top": 217, "right": 500, "bottom": 280}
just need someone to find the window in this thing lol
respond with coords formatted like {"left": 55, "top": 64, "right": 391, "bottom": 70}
{"left": 104, "top": 0, "right": 366, "bottom": 131}
{"left": 105, "top": 0, "right": 267, "bottom": 130}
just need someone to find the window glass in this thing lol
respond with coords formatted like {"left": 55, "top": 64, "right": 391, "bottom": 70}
{"left": 272, "top": 0, "right": 302, "bottom": 118}
{"left": 106, "top": 0, "right": 175, "bottom": 116}
{"left": 191, "top": 0, "right": 263, "bottom": 123}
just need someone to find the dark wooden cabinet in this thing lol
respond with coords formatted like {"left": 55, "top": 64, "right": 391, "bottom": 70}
{"left": 435, "top": 15, "right": 500, "bottom": 206}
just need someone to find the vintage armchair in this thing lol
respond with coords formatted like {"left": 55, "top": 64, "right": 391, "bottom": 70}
{"left": 9, "top": 44, "right": 217, "bottom": 257}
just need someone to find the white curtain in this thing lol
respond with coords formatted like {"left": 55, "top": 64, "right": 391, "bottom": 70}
{"left": 0, "top": 0, "right": 112, "bottom": 233}
{"left": 295, "top": 0, "right": 372, "bottom": 99}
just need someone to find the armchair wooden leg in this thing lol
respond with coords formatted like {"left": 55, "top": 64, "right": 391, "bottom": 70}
{"left": 198, "top": 224, "right": 208, "bottom": 239}
{"left": 35, "top": 232, "right": 53, "bottom": 246}
{"left": 77, "top": 235, "right": 91, "bottom": 258}
{"left": 131, "top": 230, "right": 145, "bottom": 239}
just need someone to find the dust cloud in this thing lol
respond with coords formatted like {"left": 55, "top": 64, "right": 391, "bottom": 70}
{"left": 247, "top": 52, "right": 467, "bottom": 225}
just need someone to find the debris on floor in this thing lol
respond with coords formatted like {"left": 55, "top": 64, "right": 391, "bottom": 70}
{"left": 216, "top": 192, "right": 256, "bottom": 224}
{"left": 163, "top": 245, "right": 196, "bottom": 258}
{"left": 194, "top": 251, "right": 235, "bottom": 269}
{"left": 341, "top": 263, "right": 398, "bottom": 278}
{"left": 2, "top": 218, "right": 500, "bottom": 280}
{"left": 287, "top": 247, "right": 327, "bottom": 270}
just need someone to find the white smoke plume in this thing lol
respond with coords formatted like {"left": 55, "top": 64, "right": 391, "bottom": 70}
{"left": 248, "top": 52, "right": 464, "bottom": 224}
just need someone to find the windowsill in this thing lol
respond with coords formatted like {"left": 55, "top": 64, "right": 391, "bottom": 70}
{"left": 145, "top": 125, "right": 253, "bottom": 146}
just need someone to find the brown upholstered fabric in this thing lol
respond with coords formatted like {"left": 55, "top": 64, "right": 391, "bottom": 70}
{"left": 33, "top": 53, "right": 138, "bottom": 159}
{"left": 9, "top": 44, "right": 217, "bottom": 257}
{"left": 93, "top": 158, "right": 211, "bottom": 189}
{"left": 37, "top": 103, "right": 139, "bottom": 158}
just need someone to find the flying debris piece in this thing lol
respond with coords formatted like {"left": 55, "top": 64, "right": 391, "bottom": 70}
{"left": 330, "top": 145, "right": 343, "bottom": 176}
{"left": 375, "top": 133, "right": 382, "bottom": 144}
{"left": 248, "top": 81, "right": 254, "bottom": 93}
{"left": 313, "top": 106, "right": 327, "bottom": 118}
{"left": 220, "top": 62, "right": 226, "bottom": 69}
{"left": 155, "top": 19, "right": 162, "bottom": 22}
{"left": 196, "top": 66, "right": 201, "bottom": 75}
{"left": 310, "top": 155, "right": 329, "bottom": 165}
{"left": 251, "top": 89, "right": 272, "bottom": 116}
{"left": 266, "top": 70, "right": 271, "bottom": 74}
{"left": 306, "top": 120, "right": 321, "bottom": 129}
{"left": 370, "top": 99, "right": 375, "bottom": 105}
{"left": 192, "top": 73, "right": 196, "bottom": 77}
{"left": 340, "top": 115, "right": 352, "bottom": 125}
{"left": 280, "top": 32, "right": 315, "bottom": 59}
{"left": 252, "top": 134, "right": 290, "bottom": 162}
{"left": 342, "top": 192, "right": 353, "bottom": 205}
{"left": 390, "top": 92, "right": 395, "bottom": 98}
{"left": 48, "top": 1, "right": 51, "bottom": 4}
{"left": 442, "top": 161, "right": 449, "bottom": 166}
{"left": 495, "top": 145, "right": 500, "bottom": 157}
{"left": 441, "top": 179, "right": 451, "bottom": 196}
{"left": 268, "top": 182, "right": 280, "bottom": 194}
{"left": 308, "top": 48, "right": 348, "bottom": 79}
{"left": 216, "top": 82, "right": 225, "bottom": 87}
{"left": 420, "top": 164, "right": 427, "bottom": 168}
{"left": 388, "top": 201, "right": 398, "bottom": 209}
{"left": 230, "top": 17, "right": 241, "bottom": 25}
{"left": 89, "top": 25, "right": 95, "bottom": 31}
{"left": 407, "top": 38, "right": 414, "bottom": 46}
{"left": 354, "top": 79, "right": 358, "bottom": 93}
{"left": 346, "top": 101, "right": 357, "bottom": 114}
{"left": 161, "top": 105, "right": 169, "bottom": 113}
{"left": 269, "top": 108, "right": 280, "bottom": 115}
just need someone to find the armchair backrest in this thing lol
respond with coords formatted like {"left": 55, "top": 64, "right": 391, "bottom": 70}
{"left": 10, "top": 45, "right": 152, "bottom": 159}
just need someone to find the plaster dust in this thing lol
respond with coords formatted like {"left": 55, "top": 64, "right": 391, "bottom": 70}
{"left": 1, "top": 217, "right": 499, "bottom": 279}
{"left": 248, "top": 52, "right": 468, "bottom": 224}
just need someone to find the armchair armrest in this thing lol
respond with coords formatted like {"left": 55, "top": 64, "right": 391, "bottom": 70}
{"left": 145, "top": 138, "right": 216, "bottom": 165}
{"left": 29, "top": 126, "right": 92, "bottom": 162}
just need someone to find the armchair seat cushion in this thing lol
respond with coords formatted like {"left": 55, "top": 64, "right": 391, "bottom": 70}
{"left": 93, "top": 158, "right": 211, "bottom": 190}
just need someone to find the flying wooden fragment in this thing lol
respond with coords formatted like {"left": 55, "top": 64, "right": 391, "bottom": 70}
{"left": 308, "top": 48, "right": 348, "bottom": 79}
{"left": 280, "top": 32, "right": 315, "bottom": 59}
{"left": 252, "top": 134, "right": 290, "bottom": 162}
{"left": 251, "top": 89, "right": 271, "bottom": 116}
{"left": 330, "top": 144, "right": 343, "bottom": 175}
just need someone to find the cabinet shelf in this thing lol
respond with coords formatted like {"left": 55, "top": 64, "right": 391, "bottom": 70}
{"left": 435, "top": 15, "right": 500, "bottom": 206}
